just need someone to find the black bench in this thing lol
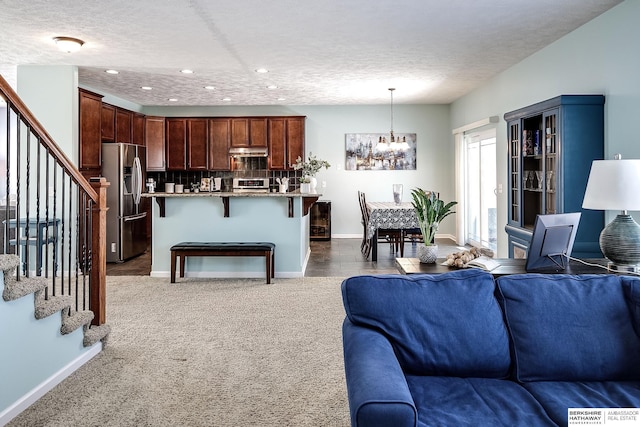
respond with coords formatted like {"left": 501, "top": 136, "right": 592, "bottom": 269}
{"left": 170, "top": 242, "right": 276, "bottom": 284}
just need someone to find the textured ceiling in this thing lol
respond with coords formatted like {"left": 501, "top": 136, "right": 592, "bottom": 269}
{"left": 0, "top": 0, "right": 622, "bottom": 106}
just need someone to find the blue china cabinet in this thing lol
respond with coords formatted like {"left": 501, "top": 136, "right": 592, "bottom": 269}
{"left": 504, "top": 95, "right": 605, "bottom": 258}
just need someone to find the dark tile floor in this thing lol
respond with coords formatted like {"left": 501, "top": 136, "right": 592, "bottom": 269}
{"left": 106, "top": 237, "right": 465, "bottom": 277}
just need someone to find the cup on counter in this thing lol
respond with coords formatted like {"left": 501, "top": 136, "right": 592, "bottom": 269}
{"left": 165, "top": 183, "right": 175, "bottom": 193}
{"left": 175, "top": 184, "right": 184, "bottom": 193}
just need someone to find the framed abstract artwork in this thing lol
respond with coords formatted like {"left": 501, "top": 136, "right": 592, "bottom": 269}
{"left": 345, "top": 133, "right": 417, "bottom": 171}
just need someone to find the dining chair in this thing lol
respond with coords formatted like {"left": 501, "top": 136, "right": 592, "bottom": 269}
{"left": 358, "top": 191, "right": 403, "bottom": 258}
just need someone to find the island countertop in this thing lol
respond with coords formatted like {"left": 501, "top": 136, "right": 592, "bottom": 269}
{"left": 142, "top": 190, "right": 322, "bottom": 217}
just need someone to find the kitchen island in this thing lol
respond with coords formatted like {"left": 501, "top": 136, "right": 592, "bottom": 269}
{"left": 142, "top": 190, "right": 321, "bottom": 279}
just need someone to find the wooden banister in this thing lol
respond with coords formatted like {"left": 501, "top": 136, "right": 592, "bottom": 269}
{"left": 90, "top": 178, "right": 109, "bottom": 325}
{"left": 0, "top": 74, "right": 98, "bottom": 202}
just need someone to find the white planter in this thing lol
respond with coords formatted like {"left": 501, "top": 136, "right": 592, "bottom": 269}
{"left": 300, "top": 183, "right": 311, "bottom": 193}
{"left": 310, "top": 176, "right": 317, "bottom": 192}
{"left": 418, "top": 243, "right": 438, "bottom": 264}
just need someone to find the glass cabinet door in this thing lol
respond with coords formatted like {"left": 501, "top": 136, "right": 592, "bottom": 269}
{"left": 543, "top": 110, "right": 558, "bottom": 215}
{"left": 508, "top": 121, "right": 520, "bottom": 224}
{"left": 521, "top": 114, "right": 544, "bottom": 229}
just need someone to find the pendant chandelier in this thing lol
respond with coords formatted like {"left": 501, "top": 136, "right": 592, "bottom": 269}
{"left": 377, "top": 88, "right": 407, "bottom": 151}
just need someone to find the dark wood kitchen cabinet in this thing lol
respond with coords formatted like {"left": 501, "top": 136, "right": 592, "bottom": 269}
{"left": 286, "top": 117, "right": 305, "bottom": 168}
{"left": 145, "top": 116, "right": 165, "bottom": 171}
{"left": 115, "top": 108, "right": 132, "bottom": 143}
{"left": 250, "top": 118, "right": 268, "bottom": 147}
{"left": 132, "top": 112, "right": 145, "bottom": 145}
{"left": 269, "top": 116, "right": 306, "bottom": 170}
{"left": 78, "top": 89, "right": 103, "bottom": 178}
{"left": 101, "top": 104, "right": 115, "bottom": 142}
{"left": 230, "top": 118, "right": 268, "bottom": 147}
{"left": 208, "top": 119, "right": 231, "bottom": 171}
{"left": 166, "top": 118, "right": 187, "bottom": 170}
{"left": 187, "top": 119, "right": 208, "bottom": 170}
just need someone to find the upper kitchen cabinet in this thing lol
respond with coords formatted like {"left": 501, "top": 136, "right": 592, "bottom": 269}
{"left": 132, "top": 112, "right": 145, "bottom": 145}
{"left": 187, "top": 119, "right": 208, "bottom": 170}
{"left": 504, "top": 95, "right": 604, "bottom": 259}
{"left": 145, "top": 116, "right": 166, "bottom": 171}
{"left": 230, "top": 118, "right": 268, "bottom": 147}
{"left": 286, "top": 117, "right": 305, "bottom": 168}
{"left": 115, "top": 108, "right": 132, "bottom": 143}
{"left": 78, "top": 89, "right": 103, "bottom": 177}
{"left": 209, "top": 118, "right": 231, "bottom": 171}
{"left": 166, "top": 118, "right": 187, "bottom": 170}
{"left": 268, "top": 116, "right": 305, "bottom": 170}
{"left": 101, "top": 103, "right": 116, "bottom": 142}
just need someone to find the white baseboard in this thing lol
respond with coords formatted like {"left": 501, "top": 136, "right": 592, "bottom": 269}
{"left": 0, "top": 342, "right": 102, "bottom": 426}
{"left": 149, "top": 270, "right": 304, "bottom": 279}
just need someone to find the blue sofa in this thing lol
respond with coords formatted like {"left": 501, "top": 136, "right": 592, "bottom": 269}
{"left": 341, "top": 269, "right": 640, "bottom": 426}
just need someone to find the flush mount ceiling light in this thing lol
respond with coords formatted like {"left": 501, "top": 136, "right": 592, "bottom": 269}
{"left": 141, "top": 86, "right": 152, "bottom": 90}
{"left": 204, "top": 86, "right": 215, "bottom": 90}
{"left": 266, "top": 85, "right": 278, "bottom": 89}
{"left": 53, "top": 36, "right": 84, "bottom": 53}
{"left": 222, "top": 97, "right": 231, "bottom": 102}
{"left": 180, "top": 69, "right": 194, "bottom": 74}
{"left": 255, "top": 68, "right": 269, "bottom": 73}
{"left": 105, "top": 69, "right": 119, "bottom": 74}
{"left": 168, "top": 98, "right": 178, "bottom": 102}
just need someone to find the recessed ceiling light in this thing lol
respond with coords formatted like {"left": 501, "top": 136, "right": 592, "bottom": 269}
{"left": 277, "top": 97, "right": 286, "bottom": 101}
{"left": 267, "top": 85, "right": 278, "bottom": 89}
{"left": 53, "top": 36, "right": 84, "bottom": 53}
{"left": 141, "top": 86, "right": 152, "bottom": 90}
{"left": 204, "top": 86, "right": 215, "bottom": 90}
{"left": 222, "top": 97, "right": 231, "bottom": 102}
{"left": 168, "top": 98, "right": 178, "bottom": 102}
{"left": 180, "top": 69, "right": 194, "bottom": 74}
{"left": 255, "top": 68, "right": 268, "bottom": 74}
{"left": 105, "top": 69, "right": 119, "bottom": 74}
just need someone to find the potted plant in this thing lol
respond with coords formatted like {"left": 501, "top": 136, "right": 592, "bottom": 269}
{"left": 293, "top": 153, "right": 330, "bottom": 192}
{"left": 410, "top": 188, "right": 457, "bottom": 263}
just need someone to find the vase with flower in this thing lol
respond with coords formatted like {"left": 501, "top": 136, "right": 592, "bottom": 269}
{"left": 293, "top": 153, "right": 330, "bottom": 193}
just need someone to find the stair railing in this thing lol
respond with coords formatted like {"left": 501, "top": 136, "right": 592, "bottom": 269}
{"left": 0, "top": 74, "right": 108, "bottom": 325}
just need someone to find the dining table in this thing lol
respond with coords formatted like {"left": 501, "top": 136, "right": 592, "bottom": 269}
{"left": 366, "top": 201, "right": 419, "bottom": 262}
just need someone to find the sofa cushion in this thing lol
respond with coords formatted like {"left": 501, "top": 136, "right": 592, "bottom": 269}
{"left": 341, "top": 270, "right": 510, "bottom": 377}
{"left": 496, "top": 274, "right": 640, "bottom": 382}
{"left": 405, "top": 375, "right": 557, "bottom": 427}
{"left": 523, "top": 381, "right": 640, "bottom": 426}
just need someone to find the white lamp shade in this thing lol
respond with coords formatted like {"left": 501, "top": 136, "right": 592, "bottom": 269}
{"left": 582, "top": 159, "right": 640, "bottom": 211}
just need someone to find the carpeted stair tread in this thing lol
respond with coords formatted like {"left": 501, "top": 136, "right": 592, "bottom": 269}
{"left": 61, "top": 310, "right": 95, "bottom": 335}
{"left": 0, "top": 254, "right": 20, "bottom": 273}
{"left": 2, "top": 276, "right": 48, "bottom": 302}
{"left": 83, "top": 324, "right": 111, "bottom": 347}
{"left": 34, "top": 294, "right": 73, "bottom": 319}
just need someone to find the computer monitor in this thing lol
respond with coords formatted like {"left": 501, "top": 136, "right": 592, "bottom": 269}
{"left": 525, "top": 212, "right": 581, "bottom": 272}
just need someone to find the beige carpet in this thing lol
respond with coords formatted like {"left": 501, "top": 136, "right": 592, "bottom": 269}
{"left": 8, "top": 276, "right": 350, "bottom": 427}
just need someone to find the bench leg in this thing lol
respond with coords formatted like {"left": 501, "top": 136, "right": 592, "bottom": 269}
{"left": 170, "top": 251, "right": 177, "bottom": 283}
{"left": 271, "top": 249, "right": 275, "bottom": 279}
{"left": 180, "top": 255, "right": 186, "bottom": 278}
{"left": 265, "top": 251, "right": 271, "bottom": 284}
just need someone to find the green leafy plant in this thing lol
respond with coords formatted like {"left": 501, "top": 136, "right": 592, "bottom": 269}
{"left": 411, "top": 188, "right": 457, "bottom": 246}
{"left": 293, "top": 152, "right": 330, "bottom": 177}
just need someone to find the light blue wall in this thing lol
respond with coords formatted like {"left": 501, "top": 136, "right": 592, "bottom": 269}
{"left": 143, "top": 104, "right": 454, "bottom": 238}
{"left": 17, "top": 65, "right": 79, "bottom": 166}
{"left": 450, "top": 0, "right": 639, "bottom": 257}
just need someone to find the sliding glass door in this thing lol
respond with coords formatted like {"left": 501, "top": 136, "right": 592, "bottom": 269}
{"left": 465, "top": 130, "right": 497, "bottom": 251}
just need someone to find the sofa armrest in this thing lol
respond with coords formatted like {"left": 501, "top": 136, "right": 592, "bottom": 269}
{"left": 342, "top": 318, "right": 417, "bottom": 427}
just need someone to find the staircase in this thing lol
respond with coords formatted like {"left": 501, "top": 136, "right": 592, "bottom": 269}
{"left": 0, "top": 73, "right": 111, "bottom": 424}
{"left": 1, "top": 254, "right": 110, "bottom": 347}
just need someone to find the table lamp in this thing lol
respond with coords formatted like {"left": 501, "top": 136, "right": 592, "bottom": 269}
{"left": 582, "top": 155, "right": 640, "bottom": 271}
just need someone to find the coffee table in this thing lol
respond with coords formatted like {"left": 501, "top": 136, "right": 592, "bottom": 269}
{"left": 395, "top": 257, "right": 615, "bottom": 277}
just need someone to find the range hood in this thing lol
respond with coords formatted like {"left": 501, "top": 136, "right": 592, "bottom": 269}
{"left": 228, "top": 147, "right": 269, "bottom": 157}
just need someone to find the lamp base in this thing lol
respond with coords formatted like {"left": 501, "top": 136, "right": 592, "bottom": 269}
{"left": 600, "top": 214, "right": 640, "bottom": 266}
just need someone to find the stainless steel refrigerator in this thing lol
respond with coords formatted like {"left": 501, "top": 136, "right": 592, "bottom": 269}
{"left": 102, "top": 143, "right": 147, "bottom": 262}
